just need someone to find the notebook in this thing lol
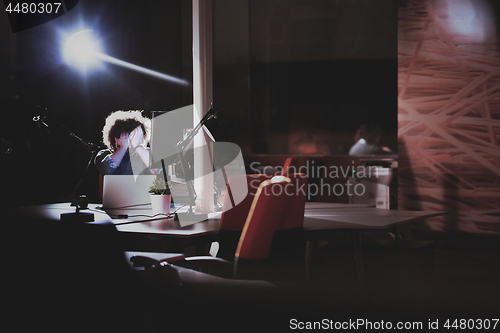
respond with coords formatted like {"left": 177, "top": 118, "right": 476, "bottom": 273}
{"left": 102, "top": 175, "right": 156, "bottom": 210}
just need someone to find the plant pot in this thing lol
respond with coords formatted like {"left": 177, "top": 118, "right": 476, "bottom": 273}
{"left": 150, "top": 194, "right": 171, "bottom": 215}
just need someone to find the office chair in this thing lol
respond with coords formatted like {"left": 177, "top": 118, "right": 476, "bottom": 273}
{"left": 217, "top": 174, "right": 273, "bottom": 261}
{"left": 219, "top": 173, "right": 308, "bottom": 280}
{"left": 173, "top": 176, "right": 293, "bottom": 280}
{"left": 272, "top": 172, "right": 308, "bottom": 281}
{"left": 215, "top": 156, "right": 297, "bottom": 260}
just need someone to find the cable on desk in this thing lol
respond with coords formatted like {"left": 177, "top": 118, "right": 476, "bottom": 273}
{"left": 88, "top": 204, "right": 189, "bottom": 223}
{"left": 95, "top": 203, "right": 152, "bottom": 210}
{"left": 89, "top": 208, "right": 169, "bottom": 219}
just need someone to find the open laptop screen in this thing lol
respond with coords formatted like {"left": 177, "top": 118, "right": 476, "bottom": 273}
{"left": 102, "top": 175, "right": 156, "bottom": 210}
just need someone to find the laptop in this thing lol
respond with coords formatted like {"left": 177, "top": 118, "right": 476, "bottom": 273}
{"left": 102, "top": 175, "right": 156, "bottom": 210}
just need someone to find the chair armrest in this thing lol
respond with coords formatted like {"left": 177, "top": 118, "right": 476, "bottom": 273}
{"left": 174, "top": 256, "right": 234, "bottom": 279}
{"left": 129, "top": 255, "right": 161, "bottom": 269}
{"left": 125, "top": 251, "right": 185, "bottom": 269}
{"left": 185, "top": 256, "right": 232, "bottom": 264}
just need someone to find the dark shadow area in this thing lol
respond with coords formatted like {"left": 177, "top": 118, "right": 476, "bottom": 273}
{"left": 4, "top": 214, "right": 182, "bottom": 332}
{"left": 213, "top": 0, "right": 398, "bottom": 156}
{"left": 442, "top": 173, "right": 460, "bottom": 235}
{"left": 301, "top": 232, "right": 500, "bottom": 322}
{"left": 1, "top": 0, "right": 193, "bottom": 206}
{"left": 397, "top": 138, "right": 423, "bottom": 211}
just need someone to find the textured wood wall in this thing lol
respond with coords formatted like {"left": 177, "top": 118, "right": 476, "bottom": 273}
{"left": 398, "top": 0, "right": 500, "bottom": 233}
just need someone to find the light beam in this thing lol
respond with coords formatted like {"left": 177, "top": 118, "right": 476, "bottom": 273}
{"left": 97, "top": 53, "right": 189, "bottom": 85}
{"left": 63, "top": 30, "right": 189, "bottom": 85}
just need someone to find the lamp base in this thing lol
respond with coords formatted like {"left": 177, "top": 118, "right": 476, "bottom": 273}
{"left": 60, "top": 211, "right": 95, "bottom": 223}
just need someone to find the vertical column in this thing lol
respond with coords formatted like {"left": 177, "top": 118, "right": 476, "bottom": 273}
{"left": 192, "top": 0, "right": 214, "bottom": 213}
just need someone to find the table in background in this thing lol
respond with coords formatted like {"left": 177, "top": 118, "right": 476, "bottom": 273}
{"left": 303, "top": 202, "right": 446, "bottom": 282}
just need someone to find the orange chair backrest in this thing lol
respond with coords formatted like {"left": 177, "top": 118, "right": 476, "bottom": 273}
{"left": 276, "top": 173, "right": 308, "bottom": 230}
{"left": 235, "top": 177, "right": 291, "bottom": 260}
{"left": 281, "top": 157, "right": 295, "bottom": 175}
{"left": 219, "top": 174, "right": 273, "bottom": 231}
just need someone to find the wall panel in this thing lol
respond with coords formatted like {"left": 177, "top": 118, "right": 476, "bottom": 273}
{"left": 398, "top": 0, "right": 500, "bottom": 233}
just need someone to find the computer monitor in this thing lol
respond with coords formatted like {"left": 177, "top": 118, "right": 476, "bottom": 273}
{"left": 149, "top": 107, "right": 193, "bottom": 170}
{"left": 149, "top": 106, "right": 217, "bottom": 177}
{"left": 148, "top": 106, "right": 219, "bottom": 207}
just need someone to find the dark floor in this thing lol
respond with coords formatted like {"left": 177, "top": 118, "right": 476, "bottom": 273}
{"left": 7, "top": 217, "right": 500, "bottom": 332}
{"left": 286, "top": 230, "right": 500, "bottom": 322}
{"left": 165, "top": 230, "right": 500, "bottom": 331}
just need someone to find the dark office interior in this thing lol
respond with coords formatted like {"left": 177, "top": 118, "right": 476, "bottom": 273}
{"left": 2, "top": 0, "right": 500, "bottom": 331}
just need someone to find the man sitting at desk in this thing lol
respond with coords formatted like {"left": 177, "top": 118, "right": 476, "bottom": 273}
{"left": 95, "top": 110, "right": 151, "bottom": 175}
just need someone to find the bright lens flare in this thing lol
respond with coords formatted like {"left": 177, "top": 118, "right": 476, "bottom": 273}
{"left": 62, "top": 29, "right": 189, "bottom": 85}
{"left": 444, "top": 0, "right": 496, "bottom": 43}
{"left": 63, "top": 29, "right": 103, "bottom": 73}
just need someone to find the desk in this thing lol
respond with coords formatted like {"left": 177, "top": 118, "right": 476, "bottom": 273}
{"left": 304, "top": 202, "right": 445, "bottom": 229}
{"left": 103, "top": 205, "right": 221, "bottom": 253}
{"left": 8, "top": 203, "right": 221, "bottom": 253}
{"left": 302, "top": 202, "right": 446, "bottom": 283}
{"left": 8, "top": 202, "right": 444, "bottom": 282}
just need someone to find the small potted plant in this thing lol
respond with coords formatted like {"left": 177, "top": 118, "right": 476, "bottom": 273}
{"left": 149, "top": 178, "right": 172, "bottom": 215}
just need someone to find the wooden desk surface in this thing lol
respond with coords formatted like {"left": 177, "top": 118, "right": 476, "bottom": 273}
{"left": 11, "top": 202, "right": 222, "bottom": 238}
{"left": 115, "top": 217, "right": 220, "bottom": 237}
{"left": 9, "top": 202, "right": 446, "bottom": 235}
{"left": 10, "top": 203, "right": 112, "bottom": 223}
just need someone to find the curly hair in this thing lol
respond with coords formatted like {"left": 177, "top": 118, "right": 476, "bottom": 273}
{"left": 102, "top": 110, "right": 151, "bottom": 151}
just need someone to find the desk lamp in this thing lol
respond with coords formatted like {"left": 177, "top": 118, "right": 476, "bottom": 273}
{"left": 173, "top": 104, "right": 219, "bottom": 222}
